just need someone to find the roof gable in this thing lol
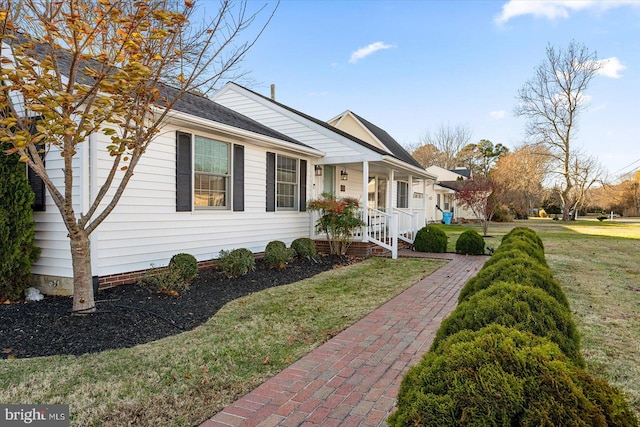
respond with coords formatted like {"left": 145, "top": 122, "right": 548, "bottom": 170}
{"left": 331, "top": 111, "right": 424, "bottom": 170}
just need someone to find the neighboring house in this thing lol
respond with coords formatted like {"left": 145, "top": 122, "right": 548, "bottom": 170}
{"left": 29, "top": 82, "right": 436, "bottom": 295}
{"left": 425, "top": 165, "right": 475, "bottom": 222}
{"left": 212, "top": 83, "right": 437, "bottom": 258}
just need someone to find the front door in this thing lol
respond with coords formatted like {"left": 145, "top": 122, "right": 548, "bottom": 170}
{"left": 323, "top": 165, "right": 335, "bottom": 196}
{"left": 367, "top": 176, "right": 387, "bottom": 211}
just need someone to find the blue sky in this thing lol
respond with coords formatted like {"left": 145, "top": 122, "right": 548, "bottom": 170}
{"left": 205, "top": 1, "right": 640, "bottom": 179}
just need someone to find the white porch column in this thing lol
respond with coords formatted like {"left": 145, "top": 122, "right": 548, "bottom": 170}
{"left": 408, "top": 175, "right": 413, "bottom": 212}
{"left": 423, "top": 179, "right": 428, "bottom": 225}
{"left": 388, "top": 169, "right": 394, "bottom": 211}
{"left": 362, "top": 161, "right": 369, "bottom": 242}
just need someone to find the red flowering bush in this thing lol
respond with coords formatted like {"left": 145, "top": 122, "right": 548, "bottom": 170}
{"left": 308, "top": 193, "right": 365, "bottom": 255}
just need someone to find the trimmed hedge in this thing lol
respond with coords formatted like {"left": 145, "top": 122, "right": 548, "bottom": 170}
{"left": 432, "top": 282, "right": 583, "bottom": 366}
{"left": 502, "top": 226, "right": 544, "bottom": 251}
{"left": 264, "top": 240, "right": 294, "bottom": 269}
{"left": 219, "top": 248, "right": 255, "bottom": 278}
{"left": 168, "top": 253, "right": 198, "bottom": 285}
{"left": 291, "top": 237, "right": 316, "bottom": 259}
{"left": 494, "top": 237, "right": 547, "bottom": 267}
{"left": 389, "top": 325, "right": 638, "bottom": 427}
{"left": 413, "top": 225, "right": 447, "bottom": 253}
{"left": 455, "top": 229, "right": 485, "bottom": 255}
{"left": 458, "top": 255, "right": 569, "bottom": 309}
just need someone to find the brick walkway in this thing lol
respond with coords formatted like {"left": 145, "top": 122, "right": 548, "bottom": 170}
{"left": 200, "top": 252, "right": 487, "bottom": 427}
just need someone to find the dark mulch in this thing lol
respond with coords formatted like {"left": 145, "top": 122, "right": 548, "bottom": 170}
{"left": 1, "top": 255, "right": 352, "bottom": 359}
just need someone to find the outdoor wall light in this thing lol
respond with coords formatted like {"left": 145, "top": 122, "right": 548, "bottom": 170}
{"left": 314, "top": 165, "right": 323, "bottom": 176}
{"left": 340, "top": 168, "right": 349, "bottom": 181}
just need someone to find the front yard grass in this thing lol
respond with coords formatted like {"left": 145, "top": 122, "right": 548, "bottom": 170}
{"left": 0, "top": 257, "right": 443, "bottom": 427}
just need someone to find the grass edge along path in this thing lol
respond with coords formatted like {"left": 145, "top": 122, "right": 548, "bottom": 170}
{"left": 0, "top": 257, "right": 444, "bottom": 427}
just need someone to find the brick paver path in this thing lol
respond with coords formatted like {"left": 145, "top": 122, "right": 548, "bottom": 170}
{"left": 201, "top": 252, "right": 487, "bottom": 427}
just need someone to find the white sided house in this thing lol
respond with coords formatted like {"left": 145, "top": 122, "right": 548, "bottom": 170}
{"left": 31, "top": 91, "right": 323, "bottom": 295}
{"left": 31, "top": 83, "right": 436, "bottom": 295}
{"left": 212, "top": 83, "right": 437, "bottom": 258}
{"left": 425, "top": 165, "right": 475, "bottom": 222}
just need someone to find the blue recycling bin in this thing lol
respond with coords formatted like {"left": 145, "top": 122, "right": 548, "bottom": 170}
{"left": 442, "top": 211, "right": 453, "bottom": 225}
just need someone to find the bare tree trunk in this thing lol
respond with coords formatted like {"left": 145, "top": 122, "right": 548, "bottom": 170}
{"left": 69, "top": 229, "right": 95, "bottom": 314}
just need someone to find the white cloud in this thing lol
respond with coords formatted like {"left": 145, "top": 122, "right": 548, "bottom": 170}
{"left": 349, "top": 41, "right": 394, "bottom": 64}
{"left": 595, "top": 57, "right": 626, "bottom": 78}
{"left": 495, "top": 1, "right": 638, "bottom": 25}
{"left": 490, "top": 110, "right": 506, "bottom": 119}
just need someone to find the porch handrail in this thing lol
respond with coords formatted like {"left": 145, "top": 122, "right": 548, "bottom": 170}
{"left": 366, "top": 207, "right": 398, "bottom": 259}
{"left": 393, "top": 208, "right": 419, "bottom": 245}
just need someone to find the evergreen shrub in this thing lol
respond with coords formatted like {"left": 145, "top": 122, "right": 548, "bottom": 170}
{"left": 0, "top": 145, "right": 40, "bottom": 301}
{"left": 389, "top": 325, "right": 638, "bottom": 427}
{"left": 458, "top": 256, "right": 569, "bottom": 308}
{"left": 495, "top": 238, "right": 547, "bottom": 266}
{"left": 502, "top": 226, "right": 544, "bottom": 251}
{"left": 432, "top": 282, "right": 583, "bottom": 366}
{"left": 481, "top": 247, "right": 544, "bottom": 270}
{"left": 169, "top": 253, "right": 198, "bottom": 285}
{"left": 291, "top": 237, "right": 316, "bottom": 259}
{"left": 413, "top": 225, "right": 447, "bottom": 253}
{"left": 455, "top": 229, "right": 485, "bottom": 255}
{"left": 219, "top": 248, "right": 255, "bottom": 278}
{"left": 264, "top": 240, "right": 294, "bottom": 269}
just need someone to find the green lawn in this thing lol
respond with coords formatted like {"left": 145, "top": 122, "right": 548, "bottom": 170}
{"left": 0, "top": 257, "right": 444, "bottom": 426}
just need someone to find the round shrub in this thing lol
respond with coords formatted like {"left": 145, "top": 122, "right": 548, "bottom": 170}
{"left": 455, "top": 229, "right": 485, "bottom": 255}
{"left": 482, "top": 247, "right": 546, "bottom": 271}
{"left": 432, "top": 282, "right": 583, "bottom": 366}
{"left": 264, "top": 240, "right": 294, "bottom": 269}
{"left": 502, "top": 226, "right": 544, "bottom": 251}
{"left": 458, "top": 256, "right": 569, "bottom": 309}
{"left": 219, "top": 248, "right": 255, "bottom": 278}
{"left": 413, "top": 225, "right": 447, "bottom": 253}
{"left": 168, "top": 253, "right": 198, "bottom": 285}
{"left": 291, "top": 237, "right": 316, "bottom": 259}
{"left": 495, "top": 238, "right": 547, "bottom": 266}
{"left": 389, "top": 325, "right": 637, "bottom": 427}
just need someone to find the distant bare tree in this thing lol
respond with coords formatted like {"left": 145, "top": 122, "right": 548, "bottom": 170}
{"left": 515, "top": 41, "right": 602, "bottom": 221}
{"left": 491, "top": 144, "right": 551, "bottom": 218}
{"left": 413, "top": 123, "right": 473, "bottom": 169}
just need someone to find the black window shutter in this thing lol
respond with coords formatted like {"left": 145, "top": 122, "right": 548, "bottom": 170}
{"left": 299, "top": 159, "right": 307, "bottom": 212}
{"left": 29, "top": 159, "right": 46, "bottom": 212}
{"left": 176, "top": 131, "right": 192, "bottom": 212}
{"left": 266, "top": 152, "right": 275, "bottom": 212}
{"left": 27, "top": 117, "right": 46, "bottom": 211}
{"left": 233, "top": 145, "right": 244, "bottom": 211}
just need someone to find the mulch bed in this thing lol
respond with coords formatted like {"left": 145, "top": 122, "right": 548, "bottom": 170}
{"left": 0, "top": 255, "right": 353, "bottom": 359}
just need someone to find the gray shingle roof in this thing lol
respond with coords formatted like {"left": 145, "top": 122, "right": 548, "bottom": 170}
{"left": 228, "top": 83, "right": 421, "bottom": 163}
{"left": 168, "top": 88, "right": 306, "bottom": 146}
{"left": 22, "top": 36, "right": 308, "bottom": 149}
{"left": 348, "top": 112, "right": 425, "bottom": 170}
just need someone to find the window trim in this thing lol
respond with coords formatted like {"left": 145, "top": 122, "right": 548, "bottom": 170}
{"left": 194, "top": 135, "right": 231, "bottom": 210}
{"left": 276, "top": 153, "right": 298, "bottom": 211}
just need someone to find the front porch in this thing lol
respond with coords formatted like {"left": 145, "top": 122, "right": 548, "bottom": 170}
{"left": 310, "top": 160, "right": 436, "bottom": 259}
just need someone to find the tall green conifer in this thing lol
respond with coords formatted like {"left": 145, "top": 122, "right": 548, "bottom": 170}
{"left": 0, "top": 143, "right": 40, "bottom": 301}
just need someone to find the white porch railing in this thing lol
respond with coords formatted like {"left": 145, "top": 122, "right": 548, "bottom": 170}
{"left": 394, "top": 208, "right": 419, "bottom": 245}
{"left": 365, "top": 207, "right": 398, "bottom": 259}
{"left": 310, "top": 207, "right": 423, "bottom": 260}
